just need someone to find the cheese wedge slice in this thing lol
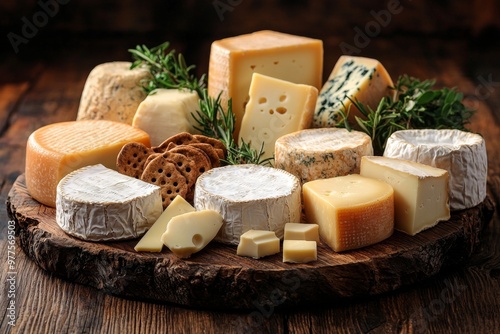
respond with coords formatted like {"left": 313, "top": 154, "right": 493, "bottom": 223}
{"left": 282, "top": 240, "right": 317, "bottom": 264}
{"left": 25, "top": 120, "right": 150, "bottom": 207}
{"left": 303, "top": 174, "right": 394, "bottom": 252}
{"left": 360, "top": 156, "right": 450, "bottom": 235}
{"left": 237, "top": 230, "right": 280, "bottom": 259}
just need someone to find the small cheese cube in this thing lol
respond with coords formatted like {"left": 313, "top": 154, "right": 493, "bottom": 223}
{"left": 284, "top": 223, "right": 319, "bottom": 242}
{"left": 283, "top": 240, "right": 317, "bottom": 263}
{"left": 237, "top": 230, "right": 280, "bottom": 259}
{"left": 134, "top": 195, "right": 196, "bottom": 252}
{"left": 360, "top": 156, "right": 450, "bottom": 235}
{"left": 161, "top": 210, "right": 223, "bottom": 258}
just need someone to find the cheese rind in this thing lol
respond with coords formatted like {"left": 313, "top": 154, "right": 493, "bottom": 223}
{"left": 284, "top": 223, "right": 320, "bottom": 242}
{"left": 56, "top": 164, "right": 163, "bottom": 241}
{"left": 238, "top": 73, "right": 318, "bottom": 161}
{"left": 283, "top": 240, "right": 317, "bottom": 263}
{"left": 360, "top": 156, "right": 450, "bottom": 235}
{"left": 383, "top": 129, "right": 487, "bottom": 210}
{"left": 314, "top": 56, "right": 393, "bottom": 128}
{"left": 237, "top": 230, "right": 280, "bottom": 259}
{"left": 208, "top": 30, "right": 323, "bottom": 138}
{"left": 194, "top": 164, "right": 301, "bottom": 245}
{"left": 275, "top": 128, "right": 373, "bottom": 184}
{"left": 303, "top": 174, "right": 394, "bottom": 252}
{"left": 134, "top": 195, "right": 196, "bottom": 252}
{"left": 25, "top": 120, "right": 151, "bottom": 207}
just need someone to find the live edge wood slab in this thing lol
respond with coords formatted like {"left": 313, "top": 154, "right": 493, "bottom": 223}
{"left": 7, "top": 174, "right": 495, "bottom": 310}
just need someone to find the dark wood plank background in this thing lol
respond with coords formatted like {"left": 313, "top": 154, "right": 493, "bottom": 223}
{"left": 1, "top": 1, "right": 499, "bottom": 333}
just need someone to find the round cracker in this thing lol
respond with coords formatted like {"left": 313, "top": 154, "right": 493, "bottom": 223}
{"left": 189, "top": 143, "right": 221, "bottom": 168}
{"left": 116, "top": 142, "right": 154, "bottom": 179}
{"left": 193, "top": 134, "right": 227, "bottom": 158}
{"left": 168, "top": 145, "right": 212, "bottom": 175}
{"left": 154, "top": 132, "right": 199, "bottom": 153}
{"left": 162, "top": 151, "right": 200, "bottom": 202}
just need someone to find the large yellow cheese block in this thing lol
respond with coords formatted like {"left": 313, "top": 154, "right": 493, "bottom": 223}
{"left": 208, "top": 30, "right": 323, "bottom": 138}
{"left": 25, "top": 120, "right": 151, "bottom": 207}
{"left": 303, "top": 174, "right": 394, "bottom": 252}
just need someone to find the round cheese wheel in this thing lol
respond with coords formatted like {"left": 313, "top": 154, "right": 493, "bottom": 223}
{"left": 274, "top": 128, "right": 373, "bottom": 184}
{"left": 383, "top": 129, "right": 487, "bottom": 210}
{"left": 194, "top": 164, "right": 301, "bottom": 245}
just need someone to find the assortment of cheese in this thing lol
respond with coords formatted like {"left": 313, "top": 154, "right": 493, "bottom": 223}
{"left": 23, "top": 30, "right": 488, "bottom": 263}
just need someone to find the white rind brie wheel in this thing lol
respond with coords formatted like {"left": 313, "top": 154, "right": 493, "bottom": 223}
{"left": 194, "top": 164, "right": 302, "bottom": 245}
{"left": 384, "top": 129, "right": 487, "bottom": 211}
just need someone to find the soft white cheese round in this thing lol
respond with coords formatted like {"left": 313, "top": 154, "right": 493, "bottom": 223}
{"left": 194, "top": 164, "right": 301, "bottom": 245}
{"left": 383, "top": 129, "right": 487, "bottom": 210}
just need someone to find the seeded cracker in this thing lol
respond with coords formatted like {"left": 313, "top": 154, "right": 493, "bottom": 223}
{"left": 116, "top": 142, "right": 154, "bottom": 179}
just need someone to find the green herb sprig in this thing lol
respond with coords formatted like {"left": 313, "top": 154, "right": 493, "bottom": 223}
{"left": 337, "top": 75, "right": 474, "bottom": 155}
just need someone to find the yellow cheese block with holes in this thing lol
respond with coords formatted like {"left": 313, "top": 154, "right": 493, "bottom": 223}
{"left": 303, "top": 174, "right": 394, "bottom": 252}
{"left": 25, "top": 120, "right": 150, "bottom": 207}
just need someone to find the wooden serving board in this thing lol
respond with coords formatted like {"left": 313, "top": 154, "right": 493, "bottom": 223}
{"left": 7, "top": 174, "right": 495, "bottom": 310}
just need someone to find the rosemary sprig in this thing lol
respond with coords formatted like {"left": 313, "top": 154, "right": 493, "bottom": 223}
{"left": 337, "top": 74, "right": 474, "bottom": 155}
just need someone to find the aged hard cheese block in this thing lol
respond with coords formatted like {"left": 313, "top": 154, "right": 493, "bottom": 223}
{"left": 194, "top": 164, "right": 301, "bottom": 245}
{"left": 134, "top": 195, "right": 195, "bottom": 252}
{"left": 283, "top": 240, "right": 317, "bottom": 264}
{"left": 25, "top": 120, "right": 150, "bottom": 207}
{"left": 132, "top": 89, "right": 200, "bottom": 146}
{"left": 360, "top": 156, "right": 450, "bottom": 235}
{"left": 77, "top": 61, "right": 150, "bottom": 124}
{"left": 314, "top": 56, "right": 393, "bottom": 128}
{"left": 383, "top": 129, "right": 487, "bottom": 210}
{"left": 303, "top": 174, "right": 394, "bottom": 252}
{"left": 161, "top": 210, "right": 223, "bottom": 258}
{"left": 284, "top": 223, "right": 320, "bottom": 242}
{"left": 237, "top": 230, "right": 280, "bottom": 259}
{"left": 238, "top": 73, "right": 318, "bottom": 161}
{"left": 275, "top": 128, "right": 373, "bottom": 184}
{"left": 56, "top": 164, "right": 163, "bottom": 241}
{"left": 208, "top": 30, "right": 323, "bottom": 138}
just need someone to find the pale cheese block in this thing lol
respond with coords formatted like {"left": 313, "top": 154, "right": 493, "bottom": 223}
{"left": 360, "top": 156, "right": 450, "bottom": 235}
{"left": 383, "top": 129, "right": 487, "bottom": 210}
{"left": 303, "top": 174, "right": 394, "bottom": 252}
{"left": 77, "top": 61, "right": 150, "bottom": 124}
{"left": 274, "top": 128, "right": 373, "bottom": 184}
{"left": 134, "top": 195, "right": 195, "bottom": 252}
{"left": 25, "top": 120, "right": 151, "bottom": 207}
{"left": 208, "top": 30, "right": 323, "bottom": 138}
{"left": 236, "top": 230, "right": 280, "bottom": 259}
{"left": 238, "top": 73, "right": 318, "bottom": 161}
{"left": 161, "top": 210, "right": 223, "bottom": 258}
{"left": 132, "top": 89, "right": 201, "bottom": 146}
{"left": 56, "top": 164, "right": 163, "bottom": 241}
{"left": 194, "top": 164, "right": 301, "bottom": 245}
{"left": 282, "top": 240, "right": 317, "bottom": 264}
{"left": 314, "top": 55, "right": 394, "bottom": 128}
{"left": 284, "top": 223, "right": 320, "bottom": 242}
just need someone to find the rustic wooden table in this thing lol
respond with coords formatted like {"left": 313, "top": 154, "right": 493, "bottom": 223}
{"left": 0, "top": 31, "right": 499, "bottom": 333}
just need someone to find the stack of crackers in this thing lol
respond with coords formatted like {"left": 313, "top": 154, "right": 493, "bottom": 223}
{"left": 117, "top": 132, "right": 226, "bottom": 208}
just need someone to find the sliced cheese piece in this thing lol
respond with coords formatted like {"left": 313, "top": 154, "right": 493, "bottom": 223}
{"left": 314, "top": 55, "right": 393, "bottom": 128}
{"left": 161, "top": 210, "right": 223, "bottom": 258}
{"left": 303, "top": 174, "right": 394, "bottom": 252}
{"left": 77, "top": 61, "right": 150, "bottom": 124}
{"left": 236, "top": 230, "right": 280, "bottom": 259}
{"left": 360, "top": 156, "right": 450, "bottom": 235}
{"left": 134, "top": 195, "right": 195, "bottom": 252}
{"left": 284, "top": 223, "right": 320, "bottom": 242}
{"left": 132, "top": 89, "right": 201, "bottom": 146}
{"left": 25, "top": 120, "right": 150, "bottom": 207}
{"left": 383, "top": 129, "right": 487, "bottom": 210}
{"left": 238, "top": 73, "right": 318, "bottom": 161}
{"left": 208, "top": 30, "right": 323, "bottom": 138}
{"left": 283, "top": 240, "right": 317, "bottom": 263}
{"left": 194, "top": 164, "right": 301, "bottom": 245}
{"left": 275, "top": 128, "right": 373, "bottom": 184}
{"left": 56, "top": 164, "right": 163, "bottom": 241}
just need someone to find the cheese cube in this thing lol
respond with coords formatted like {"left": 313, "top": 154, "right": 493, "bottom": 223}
{"left": 284, "top": 223, "right": 319, "bottom": 242}
{"left": 238, "top": 73, "right": 318, "bottom": 161}
{"left": 283, "top": 240, "right": 317, "bottom": 263}
{"left": 208, "top": 30, "right": 323, "bottom": 138}
{"left": 303, "top": 174, "right": 394, "bottom": 252}
{"left": 25, "top": 120, "right": 150, "bottom": 207}
{"left": 161, "top": 210, "right": 223, "bottom": 258}
{"left": 134, "top": 195, "right": 196, "bottom": 252}
{"left": 360, "top": 156, "right": 450, "bottom": 235}
{"left": 132, "top": 89, "right": 200, "bottom": 146}
{"left": 237, "top": 230, "right": 280, "bottom": 259}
